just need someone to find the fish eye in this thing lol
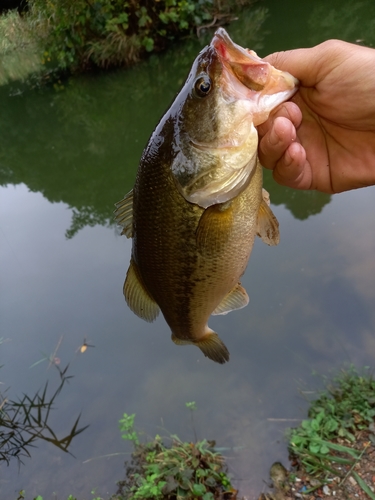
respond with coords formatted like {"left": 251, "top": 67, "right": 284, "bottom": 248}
{"left": 194, "top": 76, "right": 212, "bottom": 98}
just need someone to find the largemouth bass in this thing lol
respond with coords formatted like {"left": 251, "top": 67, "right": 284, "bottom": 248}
{"left": 115, "top": 28, "right": 298, "bottom": 364}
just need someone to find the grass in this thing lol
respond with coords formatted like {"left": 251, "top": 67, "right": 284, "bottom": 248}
{"left": 114, "top": 403, "right": 237, "bottom": 500}
{"left": 13, "top": 367, "right": 375, "bottom": 499}
{"left": 0, "top": 10, "right": 42, "bottom": 85}
{"left": 13, "top": 401, "right": 237, "bottom": 500}
{"left": 285, "top": 366, "right": 375, "bottom": 497}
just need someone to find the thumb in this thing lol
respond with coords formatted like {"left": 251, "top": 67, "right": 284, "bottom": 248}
{"left": 263, "top": 47, "right": 321, "bottom": 87}
{"left": 262, "top": 40, "right": 355, "bottom": 88}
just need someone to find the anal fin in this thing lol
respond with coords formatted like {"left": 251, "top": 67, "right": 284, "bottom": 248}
{"left": 114, "top": 189, "right": 133, "bottom": 238}
{"left": 256, "top": 198, "right": 280, "bottom": 246}
{"left": 124, "top": 258, "right": 159, "bottom": 322}
{"left": 212, "top": 283, "right": 249, "bottom": 315}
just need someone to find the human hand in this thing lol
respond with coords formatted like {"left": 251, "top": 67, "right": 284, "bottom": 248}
{"left": 257, "top": 40, "right": 375, "bottom": 193}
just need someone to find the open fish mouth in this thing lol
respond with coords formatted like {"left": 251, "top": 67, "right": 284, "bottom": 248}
{"left": 211, "top": 28, "right": 299, "bottom": 125}
{"left": 212, "top": 27, "right": 299, "bottom": 95}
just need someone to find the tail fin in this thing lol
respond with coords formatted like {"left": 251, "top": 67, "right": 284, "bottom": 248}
{"left": 172, "top": 328, "right": 229, "bottom": 364}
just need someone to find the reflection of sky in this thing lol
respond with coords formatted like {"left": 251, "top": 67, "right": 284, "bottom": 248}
{"left": 1, "top": 182, "right": 374, "bottom": 498}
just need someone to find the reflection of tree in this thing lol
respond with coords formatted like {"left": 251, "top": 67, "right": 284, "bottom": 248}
{"left": 308, "top": 0, "right": 375, "bottom": 47}
{"left": 0, "top": 4, "right": 331, "bottom": 238}
{"left": 263, "top": 171, "right": 331, "bottom": 220}
{"left": 0, "top": 37, "right": 210, "bottom": 237}
{"left": 0, "top": 363, "right": 88, "bottom": 465}
{"left": 0, "top": 6, "right": 268, "bottom": 238}
{"left": 225, "top": 6, "right": 269, "bottom": 53}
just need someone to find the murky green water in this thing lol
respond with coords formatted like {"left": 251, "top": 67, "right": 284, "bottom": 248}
{"left": 1, "top": 0, "right": 375, "bottom": 498}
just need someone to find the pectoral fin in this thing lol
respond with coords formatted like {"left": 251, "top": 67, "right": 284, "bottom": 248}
{"left": 256, "top": 198, "right": 280, "bottom": 246}
{"left": 196, "top": 202, "right": 233, "bottom": 256}
{"left": 262, "top": 188, "right": 271, "bottom": 206}
{"left": 114, "top": 189, "right": 133, "bottom": 238}
{"left": 212, "top": 283, "right": 249, "bottom": 315}
{"left": 124, "top": 258, "right": 159, "bottom": 322}
{"left": 172, "top": 328, "right": 229, "bottom": 364}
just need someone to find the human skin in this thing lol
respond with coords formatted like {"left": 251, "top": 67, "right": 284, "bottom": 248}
{"left": 257, "top": 39, "right": 375, "bottom": 193}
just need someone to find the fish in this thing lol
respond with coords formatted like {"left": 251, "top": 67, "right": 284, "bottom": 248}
{"left": 115, "top": 28, "right": 298, "bottom": 364}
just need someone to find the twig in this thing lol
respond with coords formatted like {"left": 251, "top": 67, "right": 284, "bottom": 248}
{"left": 339, "top": 442, "right": 370, "bottom": 487}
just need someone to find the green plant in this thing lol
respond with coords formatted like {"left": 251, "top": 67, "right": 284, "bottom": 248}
{"left": 27, "top": 495, "right": 103, "bottom": 500}
{"left": 288, "top": 367, "right": 375, "bottom": 477}
{"left": 116, "top": 407, "right": 236, "bottom": 499}
{"left": 16, "top": 0, "right": 254, "bottom": 77}
{"left": 0, "top": 10, "right": 42, "bottom": 85}
{"left": 24, "top": 0, "right": 208, "bottom": 72}
{"left": 119, "top": 413, "right": 140, "bottom": 446}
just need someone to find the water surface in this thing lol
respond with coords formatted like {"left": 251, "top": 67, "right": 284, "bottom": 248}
{"left": 1, "top": 0, "right": 375, "bottom": 498}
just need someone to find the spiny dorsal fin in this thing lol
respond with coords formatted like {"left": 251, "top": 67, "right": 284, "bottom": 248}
{"left": 196, "top": 202, "right": 233, "bottom": 257}
{"left": 114, "top": 189, "right": 133, "bottom": 238}
{"left": 124, "top": 258, "right": 159, "bottom": 322}
{"left": 171, "top": 329, "right": 229, "bottom": 364}
{"left": 256, "top": 199, "right": 280, "bottom": 246}
{"left": 212, "top": 283, "right": 249, "bottom": 315}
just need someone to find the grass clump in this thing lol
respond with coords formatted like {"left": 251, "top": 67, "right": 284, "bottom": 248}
{"left": 288, "top": 366, "right": 375, "bottom": 479}
{"left": 115, "top": 404, "right": 237, "bottom": 500}
{"left": 0, "top": 10, "right": 42, "bottom": 85}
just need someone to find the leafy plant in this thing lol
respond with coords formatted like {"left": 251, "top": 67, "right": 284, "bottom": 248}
{"left": 28, "top": 495, "right": 103, "bottom": 500}
{"left": 288, "top": 366, "right": 375, "bottom": 476}
{"left": 25, "top": 0, "right": 190, "bottom": 71}
{"left": 6, "top": 0, "right": 254, "bottom": 78}
{"left": 116, "top": 405, "right": 236, "bottom": 499}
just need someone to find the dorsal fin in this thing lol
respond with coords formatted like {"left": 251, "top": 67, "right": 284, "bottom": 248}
{"left": 114, "top": 189, "right": 133, "bottom": 238}
{"left": 256, "top": 198, "right": 280, "bottom": 246}
{"left": 212, "top": 283, "right": 249, "bottom": 315}
{"left": 123, "top": 258, "right": 159, "bottom": 322}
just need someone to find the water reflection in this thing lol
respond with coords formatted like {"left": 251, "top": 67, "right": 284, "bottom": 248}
{"left": 308, "top": 0, "right": 375, "bottom": 47}
{"left": 0, "top": 2, "right": 343, "bottom": 240}
{"left": 0, "top": 360, "right": 88, "bottom": 465}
